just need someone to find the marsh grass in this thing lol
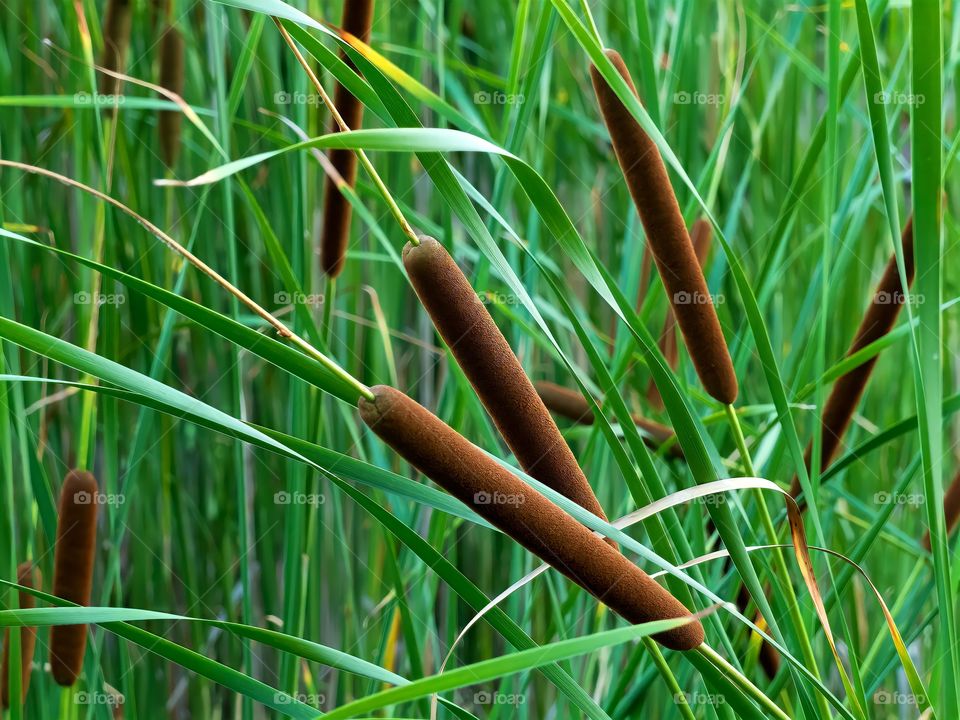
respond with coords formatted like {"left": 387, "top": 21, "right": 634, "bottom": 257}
{"left": 0, "top": 0, "right": 956, "bottom": 718}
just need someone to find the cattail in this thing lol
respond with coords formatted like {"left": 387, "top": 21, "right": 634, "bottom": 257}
{"left": 98, "top": 0, "right": 133, "bottom": 97}
{"left": 404, "top": 237, "right": 612, "bottom": 538}
{"left": 157, "top": 25, "right": 184, "bottom": 168}
{"left": 1, "top": 563, "right": 41, "bottom": 709}
{"left": 359, "top": 385, "right": 704, "bottom": 650}
{"left": 922, "top": 468, "right": 960, "bottom": 551}
{"left": 648, "top": 219, "right": 713, "bottom": 409}
{"left": 319, "top": 0, "right": 375, "bottom": 278}
{"left": 591, "top": 50, "right": 737, "bottom": 405}
{"left": 49, "top": 470, "right": 99, "bottom": 687}
{"left": 789, "top": 218, "right": 915, "bottom": 498}
{"left": 534, "top": 381, "right": 682, "bottom": 459}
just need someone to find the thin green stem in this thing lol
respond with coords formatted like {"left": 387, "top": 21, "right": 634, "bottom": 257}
{"left": 643, "top": 637, "right": 696, "bottom": 720}
{"left": 697, "top": 644, "right": 790, "bottom": 720}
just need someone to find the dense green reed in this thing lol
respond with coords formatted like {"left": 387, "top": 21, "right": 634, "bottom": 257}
{"left": 0, "top": 0, "right": 956, "bottom": 718}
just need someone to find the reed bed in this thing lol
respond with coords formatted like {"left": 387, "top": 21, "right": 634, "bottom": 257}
{"left": 591, "top": 49, "right": 737, "bottom": 406}
{"left": 359, "top": 384, "right": 703, "bottom": 651}
{"left": 49, "top": 471, "right": 99, "bottom": 687}
{"left": 319, "top": 0, "right": 375, "bottom": 278}
{"left": 1, "top": 563, "right": 40, "bottom": 709}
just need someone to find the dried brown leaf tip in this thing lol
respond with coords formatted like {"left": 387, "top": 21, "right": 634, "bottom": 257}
{"left": 591, "top": 49, "right": 737, "bottom": 405}
{"left": 49, "top": 470, "right": 100, "bottom": 687}
{"left": 359, "top": 385, "right": 704, "bottom": 650}
{"left": 320, "top": 0, "right": 375, "bottom": 278}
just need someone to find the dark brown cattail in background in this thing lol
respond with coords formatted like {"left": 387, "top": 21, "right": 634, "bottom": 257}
{"left": 320, "top": 0, "right": 375, "bottom": 278}
{"left": 404, "top": 237, "right": 612, "bottom": 538}
{"left": 1, "top": 563, "right": 41, "bottom": 709}
{"left": 922, "top": 467, "right": 960, "bottom": 551}
{"left": 590, "top": 50, "right": 737, "bottom": 405}
{"left": 98, "top": 0, "right": 133, "bottom": 97}
{"left": 359, "top": 385, "right": 704, "bottom": 650}
{"left": 49, "top": 470, "right": 99, "bottom": 687}
{"left": 789, "top": 218, "right": 915, "bottom": 498}
{"left": 647, "top": 218, "right": 713, "bottom": 409}
{"left": 157, "top": 25, "right": 185, "bottom": 168}
{"left": 534, "top": 381, "right": 683, "bottom": 459}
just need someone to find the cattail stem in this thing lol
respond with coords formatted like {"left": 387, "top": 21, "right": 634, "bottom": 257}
{"left": 591, "top": 50, "right": 737, "bottom": 405}
{"left": 1, "top": 563, "right": 40, "bottom": 709}
{"left": 790, "top": 218, "right": 915, "bottom": 499}
{"left": 359, "top": 385, "right": 704, "bottom": 651}
{"left": 49, "top": 471, "right": 100, "bottom": 686}
{"left": 695, "top": 645, "right": 790, "bottom": 720}
{"left": 923, "top": 468, "right": 960, "bottom": 551}
{"left": 534, "top": 381, "right": 682, "bottom": 459}
{"left": 404, "top": 237, "right": 611, "bottom": 537}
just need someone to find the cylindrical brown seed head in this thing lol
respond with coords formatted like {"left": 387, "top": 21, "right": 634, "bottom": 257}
{"left": 648, "top": 219, "right": 714, "bottom": 409}
{"left": 534, "top": 381, "right": 682, "bottom": 459}
{"left": 98, "top": 0, "right": 133, "bottom": 97}
{"left": 359, "top": 385, "right": 704, "bottom": 650}
{"left": 319, "top": 0, "right": 375, "bottom": 278}
{"left": 405, "top": 238, "right": 611, "bottom": 535}
{"left": 789, "top": 218, "right": 915, "bottom": 498}
{"left": 922, "top": 468, "right": 960, "bottom": 551}
{"left": 158, "top": 25, "right": 185, "bottom": 168}
{"left": 591, "top": 50, "right": 737, "bottom": 405}
{"left": 1, "top": 563, "right": 41, "bottom": 709}
{"left": 49, "top": 470, "right": 99, "bottom": 686}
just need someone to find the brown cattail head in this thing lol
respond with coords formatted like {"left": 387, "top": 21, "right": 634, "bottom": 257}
{"left": 98, "top": 0, "right": 134, "bottom": 97}
{"left": 49, "top": 470, "right": 99, "bottom": 687}
{"left": 404, "top": 237, "right": 612, "bottom": 538}
{"left": 319, "top": 0, "right": 375, "bottom": 278}
{"left": 790, "top": 218, "right": 916, "bottom": 499}
{"left": 359, "top": 385, "right": 704, "bottom": 650}
{"left": 922, "top": 467, "right": 960, "bottom": 551}
{"left": 1, "top": 563, "right": 41, "bottom": 709}
{"left": 158, "top": 25, "right": 185, "bottom": 168}
{"left": 648, "top": 218, "right": 713, "bottom": 409}
{"left": 534, "top": 381, "right": 682, "bottom": 459}
{"left": 591, "top": 50, "right": 737, "bottom": 405}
